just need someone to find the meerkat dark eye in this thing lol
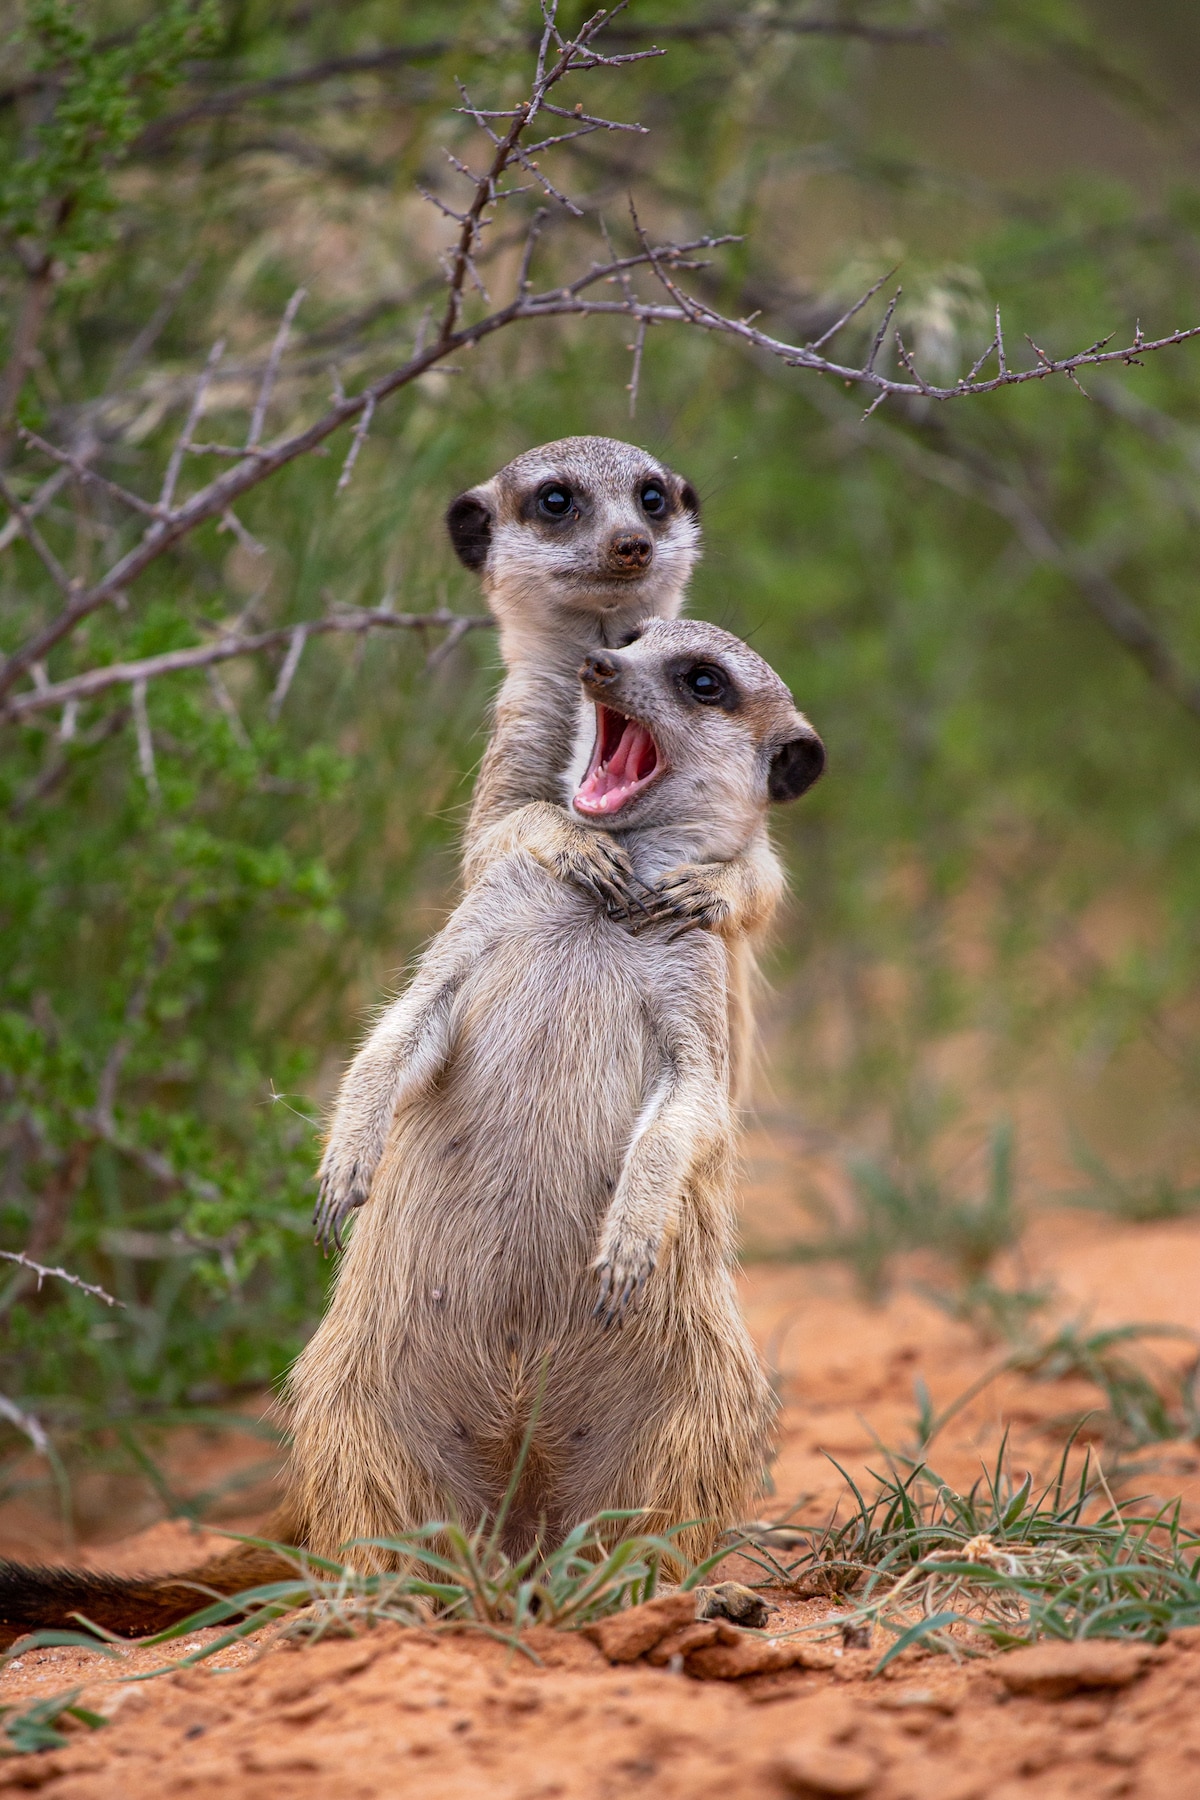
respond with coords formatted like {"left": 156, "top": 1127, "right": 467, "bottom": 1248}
{"left": 640, "top": 481, "right": 667, "bottom": 518}
{"left": 537, "top": 483, "right": 574, "bottom": 518}
{"left": 683, "top": 663, "right": 729, "bottom": 705}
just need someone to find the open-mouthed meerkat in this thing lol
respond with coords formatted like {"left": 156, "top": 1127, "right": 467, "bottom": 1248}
{"left": 294, "top": 617, "right": 825, "bottom": 1566}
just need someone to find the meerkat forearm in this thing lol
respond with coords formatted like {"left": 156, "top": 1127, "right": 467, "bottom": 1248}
{"left": 464, "top": 670, "right": 583, "bottom": 864}
{"left": 465, "top": 799, "right": 645, "bottom": 919}
{"left": 594, "top": 1028, "right": 729, "bottom": 1325}
{"left": 314, "top": 952, "right": 474, "bottom": 1247}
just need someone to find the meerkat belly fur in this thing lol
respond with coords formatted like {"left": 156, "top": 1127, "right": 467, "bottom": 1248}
{"left": 294, "top": 619, "right": 824, "bottom": 1564}
{"left": 450, "top": 436, "right": 788, "bottom": 1107}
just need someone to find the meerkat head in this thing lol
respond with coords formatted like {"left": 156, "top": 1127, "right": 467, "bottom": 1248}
{"left": 445, "top": 437, "right": 700, "bottom": 660}
{"left": 564, "top": 619, "right": 824, "bottom": 863}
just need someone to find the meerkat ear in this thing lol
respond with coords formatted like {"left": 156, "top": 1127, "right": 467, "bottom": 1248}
{"left": 678, "top": 480, "right": 700, "bottom": 518}
{"left": 446, "top": 490, "right": 493, "bottom": 571}
{"left": 768, "top": 723, "right": 825, "bottom": 803}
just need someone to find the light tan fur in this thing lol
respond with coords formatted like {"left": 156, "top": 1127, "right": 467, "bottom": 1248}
{"left": 297, "top": 620, "right": 824, "bottom": 1567}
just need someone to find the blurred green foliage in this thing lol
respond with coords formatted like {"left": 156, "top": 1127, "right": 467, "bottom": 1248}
{"left": 1, "top": 0, "right": 1200, "bottom": 1514}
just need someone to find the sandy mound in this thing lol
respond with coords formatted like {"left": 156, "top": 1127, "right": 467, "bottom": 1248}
{"left": 0, "top": 1202, "right": 1197, "bottom": 1797}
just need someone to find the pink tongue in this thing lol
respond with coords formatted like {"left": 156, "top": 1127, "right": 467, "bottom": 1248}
{"left": 575, "top": 718, "right": 658, "bottom": 814}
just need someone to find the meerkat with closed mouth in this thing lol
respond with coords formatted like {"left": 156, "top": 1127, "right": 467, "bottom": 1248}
{"left": 294, "top": 617, "right": 824, "bottom": 1565}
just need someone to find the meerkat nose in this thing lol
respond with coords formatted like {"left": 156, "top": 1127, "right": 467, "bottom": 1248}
{"left": 608, "top": 531, "right": 652, "bottom": 570}
{"left": 580, "top": 653, "right": 619, "bottom": 687}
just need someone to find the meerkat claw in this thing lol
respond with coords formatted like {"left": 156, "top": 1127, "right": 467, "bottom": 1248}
{"left": 553, "top": 835, "right": 650, "bottom": 928}
{"left": 637, "top": 866, "right": 728, "bottom": 935}
{"left": 314, "top": 1175, "right": 368, "bottom": 1254}
{"left": 593, "top": 1244, "right": 654, "bottom": 1326}
{"left": 665, "top": 917, "right": 705, "bottom": 943}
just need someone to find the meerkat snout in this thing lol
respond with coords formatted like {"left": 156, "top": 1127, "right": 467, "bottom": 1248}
{"left": 607, "top": 530, "right": 653, "bottom": 574}
{"left": 580, "top": 651, "right": 620, "bottom": 689}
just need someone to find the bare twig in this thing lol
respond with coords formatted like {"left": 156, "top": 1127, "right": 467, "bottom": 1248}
{"left": 130, "top": 677, "right": 159, "bottom": 796}
{"left": 0, "top": 1252, "right": 122, "bottom": 1309}
{"left": 336, "top": 392, "right": 376, "bottom": 493}
{"left": 0, "top": 1394, "right": 51, "bottom": 1457}
{"left": 247, "top": 289, "right": 306, "bottom": 449}
{"left": 268, "top": 623, "right": 309, "bottom": 719}
{"left": 4, "top": 610, "right": 493, "bottom": 721}
{"left": 807, "top": 267, "right": 895, "bottom": 352}
{"left": 863, "top": 288, "right": 901, "bottom": 376}
{"left": 0, "top": 469, "right": 74, "bottom": 596}
{"left": 425, "top": 614, "right": 475, "bottom": 670}
{"left": 218, "top": 507, "right": 267, "bottom": 557}
{"left": 0, "top": 465, "right": 71, "bottom": 553}
{"left": 207, "top": 667, "right": 252, "bottom": 746}
{"left": 159, "top": 337, "right": 225, "bottom": 512}
{"left": 626, "top": 315, "right": 647, "bottom": 417}
{"left": 18, "top": 428, "right": 160, "bottom": 519}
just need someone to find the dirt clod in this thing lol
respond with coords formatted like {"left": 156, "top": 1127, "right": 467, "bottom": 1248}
{"left": 686, "top": 1634, "right": 836, "bottom": 1680}
{"left": 994, "top": 1641, "right": 1157, "bottom": 1699}
{"left": 581, "top": 1591, "right": 697, "bottom": 1662}
{"left": 644, "top": 1620, "right": 720, "bottom": 1665}
{"left": 777, "top": 1743, "right": 878, "bottom": 1796}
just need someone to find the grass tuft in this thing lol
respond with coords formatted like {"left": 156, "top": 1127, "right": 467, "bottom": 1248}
{"left": 1065, "top": 1138, "right": 1200, "bottom": 1224}
{"left": 744, "top": 1433, "right": 1200, "bottom": 1665}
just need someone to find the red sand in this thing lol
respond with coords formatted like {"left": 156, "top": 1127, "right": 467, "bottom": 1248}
{"left": 1, "top": 1196, "right": 1198, "bottom": 1797}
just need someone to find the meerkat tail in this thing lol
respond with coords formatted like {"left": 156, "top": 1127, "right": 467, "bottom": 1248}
{"left": 0, "top": 1505, "right": 303, "bottom": 1648}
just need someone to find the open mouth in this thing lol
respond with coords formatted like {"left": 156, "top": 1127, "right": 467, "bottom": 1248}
{"left": 574, "top": 705, "right": 664, "bottom": 817}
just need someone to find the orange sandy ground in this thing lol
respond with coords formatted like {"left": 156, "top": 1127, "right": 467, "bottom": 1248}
{"left": 0, "top": 1191, "right": 1198, "bottom": 1798}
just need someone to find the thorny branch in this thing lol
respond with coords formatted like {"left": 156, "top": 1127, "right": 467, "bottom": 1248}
{"left": 2, "top": 1, "right": 1200, "bottom": 745}
{"left": 0, "top": 1251, "right": 122, "bottom": 1309}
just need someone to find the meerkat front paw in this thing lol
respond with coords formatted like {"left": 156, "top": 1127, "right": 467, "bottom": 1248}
{"left": 593, "top": 1236, "right": 657, "bottom": 1327}
{"left": 637, "top": 864, "right": 731, "bottom": 938}
{"left": 313, "top": 1161, "right": 371, "bottom": 1253}
{"left": 546, "top": 832, "right": 650, "bottom": 925}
